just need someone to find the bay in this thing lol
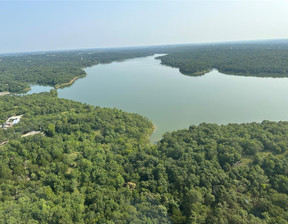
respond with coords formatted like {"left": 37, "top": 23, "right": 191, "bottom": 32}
{"left": 55, "top": 55, "right": 288, "bottom": 142}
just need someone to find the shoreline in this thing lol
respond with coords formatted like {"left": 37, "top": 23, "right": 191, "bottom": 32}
{"left": 0, "top": 92, "right": 10, "bottom": 96}
{"left": 181, "top": 69, "right": 211, "bottom": 76}
{"left": 54, "top": 55, "right": 151, "bottom": 90}
{"left": 153, "top": 124, "right": 157, "bottom": 133}
{"left": 149, "top": 124, "right": 159, "bottom": 144}
{"left": 55, "top": 74, "right": 86, "bottom": 89}
{"left": 22, "top": 86, "right": 31, "bottom": 93}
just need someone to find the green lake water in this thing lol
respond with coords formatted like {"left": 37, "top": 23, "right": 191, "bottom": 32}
{"left": 56, "top": 55, "right": 288, "bottom": 142}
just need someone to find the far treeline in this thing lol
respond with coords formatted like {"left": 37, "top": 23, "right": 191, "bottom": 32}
{"left": 0, "top": 92, "right": 288, "bottom": 223}
{"left": 0, "top": 48, "right": 159, "bottom": 93}
{"left": 157, "top": 40, "right": 288, "bottom": 77}
{"left": 1, "top": 39, "right": 288, "bottom": 93}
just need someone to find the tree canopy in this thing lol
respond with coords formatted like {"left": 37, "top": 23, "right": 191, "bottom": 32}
{"left": 0, "top": 92, "right": 288, "bottom": 223}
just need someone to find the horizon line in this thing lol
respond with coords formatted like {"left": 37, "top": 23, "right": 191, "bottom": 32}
{"left": 1, "top": 38, "right": 288, "bottom": 56}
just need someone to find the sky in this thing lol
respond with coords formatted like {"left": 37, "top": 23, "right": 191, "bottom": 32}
{"left": 1, "top": 0, "right": 288, "bottom": 53}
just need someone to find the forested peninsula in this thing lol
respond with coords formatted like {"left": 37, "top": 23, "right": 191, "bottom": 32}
{"left": 0, "top": 92, "right": 288, "bottom": 223}
{"left": 157, "top": 40, "right": 288, "bottom": 77}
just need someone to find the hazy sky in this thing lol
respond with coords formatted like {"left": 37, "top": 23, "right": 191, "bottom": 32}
{"left": 1, "top": 0, "right": 288, "bottom": 53}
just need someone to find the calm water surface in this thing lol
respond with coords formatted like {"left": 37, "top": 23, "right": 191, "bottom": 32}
{"left": 57, "top": 55, "right": 288, "bottom": 142}
{"left": 25, "top": 85, "right": 53, "bottom": 94}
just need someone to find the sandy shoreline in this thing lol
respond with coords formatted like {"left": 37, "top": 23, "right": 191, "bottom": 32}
{"left": 149, "top": 124, "right": 159, "bottom": 144}
{"left": 0, "top": 92, "right": 10, "bottom": 96}
{"left": 55, "top": 75, "right": 85, "bottom": 89}
{"left": 153, "top": 124, "right": 157, "bottom": 133}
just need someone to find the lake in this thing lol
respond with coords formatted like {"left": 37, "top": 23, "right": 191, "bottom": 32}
{"left": 56, "top": 55, "right": 288, "bottom": 142}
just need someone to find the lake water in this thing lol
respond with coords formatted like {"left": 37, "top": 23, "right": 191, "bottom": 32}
{"left": 55, "top": 55, "right": 288, "bottom": 142}
{"left": 25, "top": 85, "right": 53, "bottom": 95}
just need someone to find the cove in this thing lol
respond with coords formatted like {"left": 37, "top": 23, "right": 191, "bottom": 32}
{"left": 57, "top": 55, "right": 288, "bottom": 142}
{"left": 24, "top": 85, "right": 53, "bottom": 95}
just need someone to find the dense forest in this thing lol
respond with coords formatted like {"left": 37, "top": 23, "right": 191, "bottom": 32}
{"left": 0, "top": 92, "right": 288, "bottom": 223}
{"left": 2, "top": 40, "right": 288, "bottom": 93}
{"left": 157, "top": 40, "right": 288, "bottom": 77}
